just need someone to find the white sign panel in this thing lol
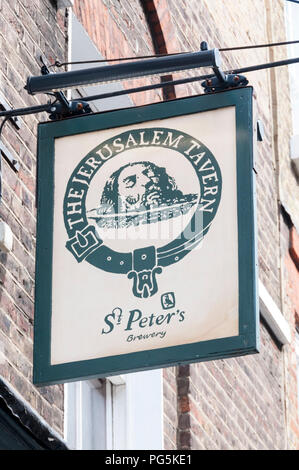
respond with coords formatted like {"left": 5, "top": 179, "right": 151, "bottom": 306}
{"left": 34, "top": 89, "right": 258, "bottom": 385}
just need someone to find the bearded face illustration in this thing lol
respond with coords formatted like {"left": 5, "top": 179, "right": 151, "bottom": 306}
{"left": 117, "top": 163, "right": 163, "bottom": 211}
{"left": 88, "top": 161, "right": 199, "bottom": 228}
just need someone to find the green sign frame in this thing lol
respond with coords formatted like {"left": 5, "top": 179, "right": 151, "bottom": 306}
{"left": 33, "top": 87, "right": 259, "bottom": 386}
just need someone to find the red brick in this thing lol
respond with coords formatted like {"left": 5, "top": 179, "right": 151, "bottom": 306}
{"left": 290, "top": 227, "right": 299, "bottom": 270}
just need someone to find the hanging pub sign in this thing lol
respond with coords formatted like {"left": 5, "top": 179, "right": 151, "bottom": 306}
{"left": 33, "top": 86, "right": 259, "bottom": 386}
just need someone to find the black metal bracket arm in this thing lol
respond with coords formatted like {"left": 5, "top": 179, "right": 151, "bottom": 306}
{"left": 0, "top": 57, "right": 92, "bottom": 121}
{"left": 201, "top": 72, "right": 248, "bottom": 93}
{"left": 199, "top": 42, "right": 248, "bottom": 93}
{"left": 0, "top": 50, "right": 298, "bottom": 122}
{"left": 0, "top": 100, "right": 91, "bottom": 120}
{"left": 47, "top": 100, "right": 92, "bottom": 120}
{"left": 40, "top": 57, "right": 92, "bottom": 120}
{"left": 0, "top": 99, "right": 92, "bottom": 121}
{"left": 26, "top": 49, "right": 220, "bottom": 95}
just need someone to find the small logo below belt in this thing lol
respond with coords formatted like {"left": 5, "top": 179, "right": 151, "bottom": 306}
{"left": 161, "top": 292, "right": 176, "bottom": 309}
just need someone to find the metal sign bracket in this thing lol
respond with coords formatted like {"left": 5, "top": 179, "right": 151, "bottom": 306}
{"left": 199, "top": 42, "right": 248, "bottom": 93}
{"left": 201, "top": 72, "right": 249, "bottom": 93}
{"left": 40, "top": 57, "right": 92, "bottom": 120}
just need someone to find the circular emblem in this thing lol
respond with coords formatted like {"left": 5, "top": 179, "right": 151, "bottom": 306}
{"left": 63, "top": 127, "right": 222, "bottom": 298}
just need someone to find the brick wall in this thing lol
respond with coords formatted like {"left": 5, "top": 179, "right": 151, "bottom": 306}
{"left": 74, "top": 0, "right": 163, "bottom": 106}
{"left": 0, "top": 0, "right": 67, "bottom": 435}
{"left": 281, "top": 212, "right": 299, "bottom": 448}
